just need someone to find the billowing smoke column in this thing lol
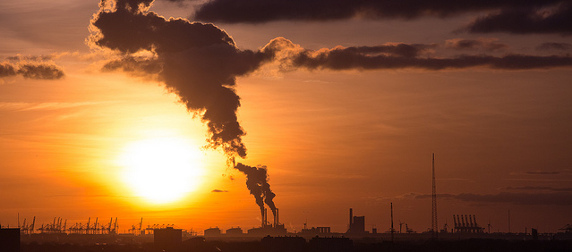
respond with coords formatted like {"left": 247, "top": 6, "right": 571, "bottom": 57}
{"left": 91, "top": 0, "right": 279, "bottom": 218}
{"left": 234, "top": 163, "right": 277, "bottom": 222}
{"left": 91, "top": 0, "right": 273, "bottom": 160}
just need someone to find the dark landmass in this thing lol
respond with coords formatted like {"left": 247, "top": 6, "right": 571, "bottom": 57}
{"left": 18, "top": 237, "right": 572, "bottom": 252}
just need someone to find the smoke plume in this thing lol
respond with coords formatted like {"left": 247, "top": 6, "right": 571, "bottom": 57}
{"left": 91, "top": 0, "right": 274, "bottom": 159}
{"left": 234, "top": 163, "right": 277, "bottom": 220}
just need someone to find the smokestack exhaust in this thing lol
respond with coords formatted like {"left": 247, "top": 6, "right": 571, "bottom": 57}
{"left": 349, "top": 208, "right": 353, "bottom": 231}
{"left": 264, "top": 208, "right": 268, "bottom": 227}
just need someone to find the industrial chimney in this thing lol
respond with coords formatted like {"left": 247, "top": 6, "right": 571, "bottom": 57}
{"left": 349, "top": 208, "right": 353, "bottom": 232}
{"left": 274, "top": 208, "right": 279, "bottom": 227}
{"left": 264, "top": 208, "right": 268, "bottom": 227}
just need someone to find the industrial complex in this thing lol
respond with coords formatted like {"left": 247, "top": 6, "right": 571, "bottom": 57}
{"left": 2, "top": 154, "right": 571, "bottom": 251}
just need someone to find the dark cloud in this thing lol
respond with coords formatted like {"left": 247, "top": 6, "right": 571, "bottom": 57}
{"left": 0, "top": 61, "right": 64, "bottom": 80}
{"left": 445, "top": 38, "right": 508, "bottom": 52}
{"left": 415, "top": 192, "right": 572, "bottom": 205}
{"left": 6, "top": 55, "right": 55, "bottom": 62}
{"left": 335, "top": 43, "right": 436, "bottom": 58}
{"left": 193, "top": 0, "right": 562, "bottom": 23}
{"left": 0, "top": 63, "right": 17, "bottom": 78}
{"left": 91, "top": 0, "right": 274, "bottom": 159}
{"left": 466, "top": 3, "right": 572, "bottom": 35}
{"left": 536, "top": 42, "right": 572, "bottom": 51}
{"left": 211, "top": 189, "right": 229, "bottom": 193}
{"left": 264, "top": 38, "right": 572, "bottom": 71}
{"left": 17, "top": 64, "right": 65, "bottom": 80}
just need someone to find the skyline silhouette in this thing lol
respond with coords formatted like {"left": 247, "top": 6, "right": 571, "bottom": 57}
{"left": 1, "top": 0, "right": 572, "bottom": 236}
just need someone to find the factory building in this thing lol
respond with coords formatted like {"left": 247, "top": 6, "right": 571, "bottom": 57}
{"left": 247, "top": 208, "right": 287, "bottom": 236}
{"left": 347, "top": 208, "right": 366, "bottom": 234}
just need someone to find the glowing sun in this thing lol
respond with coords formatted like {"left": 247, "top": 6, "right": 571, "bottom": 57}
{"left": 118, "top": 137, "right": 205, "bottom": 204}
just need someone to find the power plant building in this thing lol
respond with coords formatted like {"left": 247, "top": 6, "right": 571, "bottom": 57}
{"left": 347, "top": 208, "right": 366, "bottom": 234}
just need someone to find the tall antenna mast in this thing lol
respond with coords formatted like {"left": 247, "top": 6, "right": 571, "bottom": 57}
{"left": 431, "top": 153, "right": 438, "bottom": 239}
{"left": 391, "top": 202, "right": 394, "bottom": 242}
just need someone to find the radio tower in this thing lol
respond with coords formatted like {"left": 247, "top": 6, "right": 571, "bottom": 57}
{"left": 431, "top": 153, "right": 438, "bottom": 239}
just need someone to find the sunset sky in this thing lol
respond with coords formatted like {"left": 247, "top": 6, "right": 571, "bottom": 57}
{"left": 1, "top": 0, "right": 572, "bottom": 234}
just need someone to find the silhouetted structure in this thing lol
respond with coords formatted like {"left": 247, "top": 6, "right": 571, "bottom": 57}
{"left": 300, "top": 226, "right": 331, "bottom": 235}
{"left": 226, "top": 227, "right": 243, "bottom": 236}
{"left": 247, "top": 207, "right": 287, "bottom": 236}
{"left": 0, "top": 228, "right": 20, "bottom": 252}
{"left": 560, "top": 224, "right": 572, "bottom": 233}
{"left": 453, "top": 215, "right": 484, "bottom": 233}
{"left": 154, "top": 227, "right": 182, "bottom": 251}
{"left": 204, "top": 227, "right": 222, "bottom": 236}
{"left": 347, "top": 208, "right": 366, "bottom": 234}
{"left": 431, "top": 153, "right": 438, "bottom": 239}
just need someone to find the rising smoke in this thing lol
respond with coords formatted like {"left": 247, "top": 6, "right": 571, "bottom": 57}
{"left": 91, "top": 0, "right": 279, "bottom": 216}
{"left": 91, "top": 0, "right": 274, "bottom": 160}
{"left": 234, "top": 163, "right": 277, "bottom": 220}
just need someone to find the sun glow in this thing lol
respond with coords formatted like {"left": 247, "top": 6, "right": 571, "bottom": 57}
{"left": 118, "top": 137, "right": 205, "bottom": 204}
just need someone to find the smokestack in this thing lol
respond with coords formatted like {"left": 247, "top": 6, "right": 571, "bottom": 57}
{"left": 349, "top": 208, "right": 353, "bottom": 231}
{"left": 276, "top": 208, "right": 279, "bottom": 227}
{"left": 264, "top": 208, "right": 268, "bottom": 227}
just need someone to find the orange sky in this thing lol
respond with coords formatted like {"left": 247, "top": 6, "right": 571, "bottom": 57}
{"left": 1, "top": 0, "right": 572, "bottom": 234}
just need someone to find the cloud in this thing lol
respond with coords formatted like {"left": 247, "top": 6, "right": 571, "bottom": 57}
{"left": 0, "top": 63, "right": 17, "bottom": 78}
{"left": 536, "top": 42, "right": 572, "bottom": 51}
{"left": 264, "top": 38, "right": 572, "bottom": 71}
{"left": 0, "top": 61, "right": 64, "bottom": 80}
{"left": 193, "top": 0, "right": 563, "bottom": 23}
{"left": 17, "top": 64, "right": 65, "bottom": 80}
{"left": 211, "top": 189, "right": 229, "bottom": 193}
{"left": 91, "top": 0, "right": 274, "bottom": 159}
{"left": 414, "top": 192, "right": 572, "bottom": 205}
{"left": 445, "top": 38, "right": 508, "bottom": 52}
{"left": 466, "top": 2, "right": 572, "bottom": 35}
{"left": 6, "top": 55, "right": 55, "bottom": 62}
